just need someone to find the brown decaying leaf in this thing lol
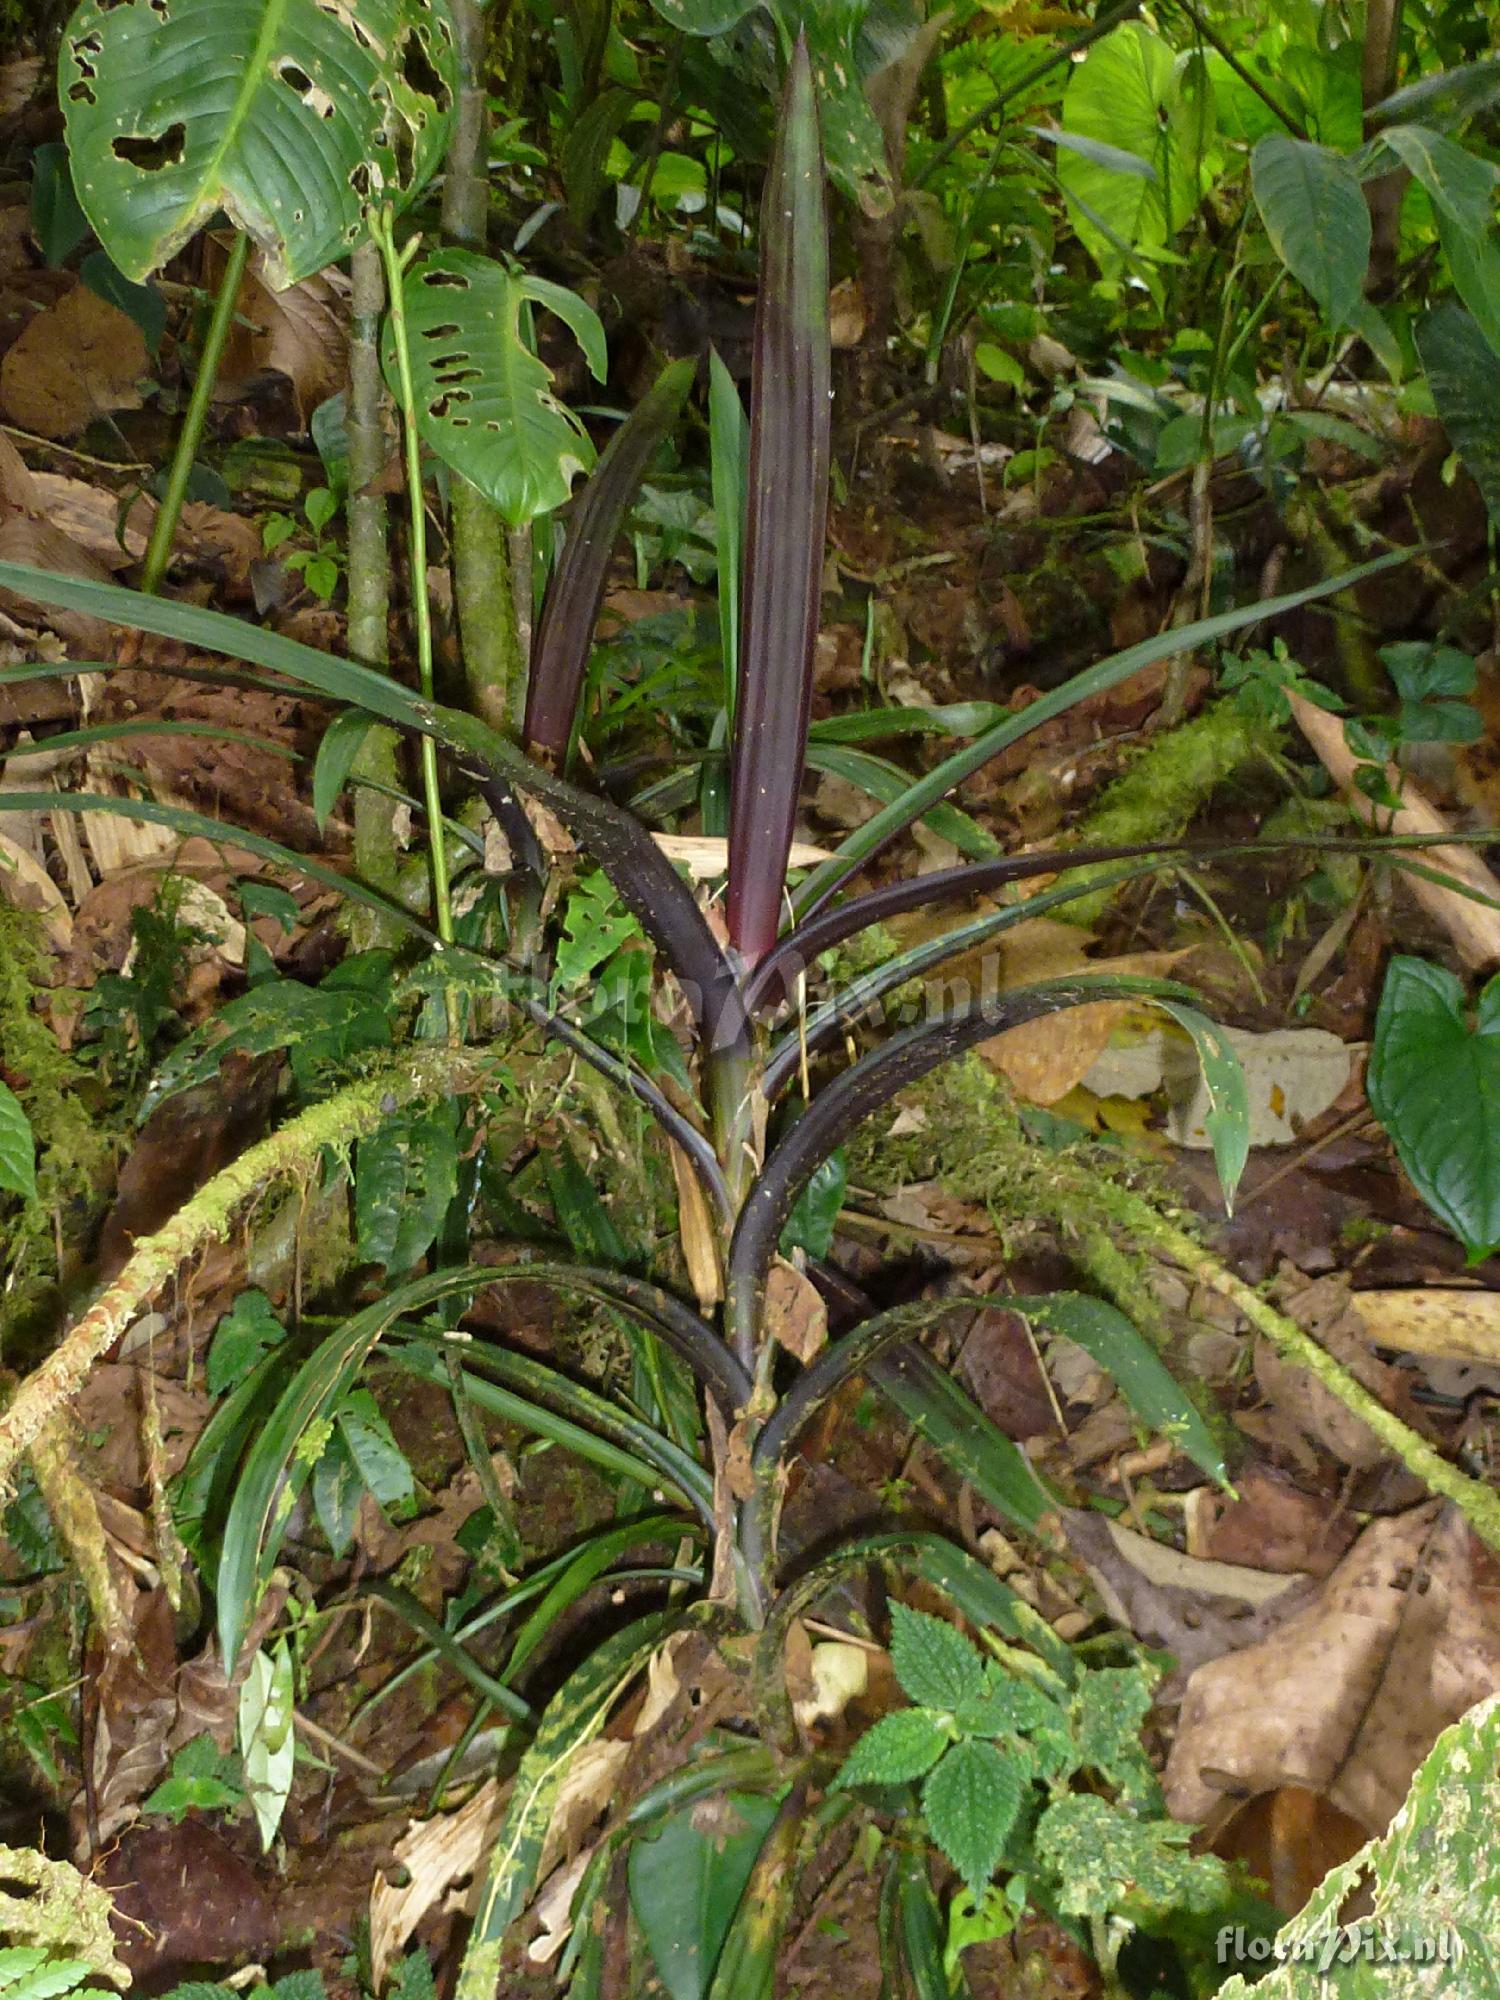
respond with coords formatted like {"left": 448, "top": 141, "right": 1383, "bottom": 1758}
{"left": 1164, "top": 1503, "right": 1500, "bottom": 1833}
{"left": 0, "top": 281, "right": 147, "bottom": 439}
{"left": 765, "top": 1257, "right": 829, "bottom": 1363}
{"left": 216, "top": 248, "right": 349, "bottom": 426}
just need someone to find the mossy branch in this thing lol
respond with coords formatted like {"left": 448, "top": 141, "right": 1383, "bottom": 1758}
{"left": 1149, "top": 1217, "right": 1500, "bottom": 1554}
{"left": 0, "top": 1047, "right": 481, "bottom": 1499}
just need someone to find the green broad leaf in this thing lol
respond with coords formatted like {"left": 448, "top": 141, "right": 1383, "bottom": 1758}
{"left": 312, "top": 711, "right": 374, "bottom": 830}
{"left": 311, "top": 1424, "right": 364, "bottom": 1559}
{"left": 889, "top": 1604, "right": 987, "bottom": 1713}
{"left": 1417, "top": 302, "right": 1500, "bottom": 524}
{"left": 779, "top": 1147, "right": 846, "bottom": 1260}
{"left": 1216, "top": 1690, "right": 1500, "bottom": 1998}
{"left": 354, "top": 1102, "right": 460, "bottom": 1274}
{"left": 1033, "top": 1794, "right": 1227, "bottom": 1922}
{"left": 1015, "top": 1292, "right": 1224, "bottom": 1483}
{"left": 1380, "top": 125, "right": 1500, "bottom": 359}
{"left": 336, "top": 1389, "right": 415, "bottom": 1512}
{"left": 237, "top": 1640, "right": 296, "bottom": 1851}
{"left": 870, "top": 1348, "right": 1052, "bottom": 1535}
{"left": 141, "top": 1734, "right": 245, "bottom": 1823}
{"left": 1058, "top": 24, "right": 1218, "bottom": 277}
{"left": 627, "top": 1791, "right": 780, "bottom": 2000}
{"left": 60, "top": 0, "right": 456, "bottom": 287}
{"left": 1152, "top": 1000, "right": 1250, "bottom": 1213}
{"left": 391, "top": 248, "right": 604, "bottom": 524}
{"left": 921, "top": 1739, "right": 1024, "bottom": 1900}
{"left": 1070, "top": 1666, "right": 1158, "bottom": 1801}
{"left": 1367, "top": 955, "right": 1500, "bottom": 1261}
{"left": 555, "top": 870, "right": 640, "bottom": 991}
{"left": 207, "top": 1290, "right": 287, "bottom": 1398}
{"left": 834, "top": 1709, "right": 951, "bottom": 1791}
{"left": 0, "top": 1083, "right": 36, "bottom": 1203}
{"left": 1251, "top": 133, "right": 1370, "bottom": 331}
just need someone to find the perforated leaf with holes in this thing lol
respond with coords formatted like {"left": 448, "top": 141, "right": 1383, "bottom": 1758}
{"left": 389, "top": 247, "right": 607, "bottom": 524}
{"left": 59, "top": 0, "right": 457, "bottom": 288}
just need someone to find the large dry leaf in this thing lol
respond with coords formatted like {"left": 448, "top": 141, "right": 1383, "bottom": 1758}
{"left": 370, "top": 1778, "right": 506, "bottom": 1987}
{"left": 1081, "top": 1023, "right": 1352, "bottom": 1147}
{"left": 1349, "top": 1287, "right": 1500, "bottom": 1364}
{"left": 1164, "top": 1505, "right": 1500, "bottom": 1833}
{"left": 0, "top": 281, "right": 148, "bottom": 438}
{"left": 217, "top": 254, "right": 348, "bottom": 426}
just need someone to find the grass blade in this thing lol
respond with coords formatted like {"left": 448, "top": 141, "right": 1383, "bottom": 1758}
{"left": 726, "top": 35, "right": 832, "bottom": 967}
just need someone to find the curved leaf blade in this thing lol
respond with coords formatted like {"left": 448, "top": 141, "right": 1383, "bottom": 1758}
{"left": 1251, "top": 133, "right": 1370, "bottom": 331}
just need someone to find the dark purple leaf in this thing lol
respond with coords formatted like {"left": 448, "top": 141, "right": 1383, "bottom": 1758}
{"left": 725, "top": 34, "right": 831, "bottom": 968}
{"left": 524, "top": 356, "right": 697, "bottom": 764}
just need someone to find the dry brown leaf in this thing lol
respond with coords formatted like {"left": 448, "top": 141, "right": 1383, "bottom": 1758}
{"left": 1164, "top": 1504, "right": 1500, "bottom": 1833}
{"left": 218, "top": 253, "right": 349, "bottom": 426}
{"left": 985, "top": 998, "right": 1135, "bottom": 1104}
{"left": 369, "top": 1778, "right": 505, "bottom": 1987}
{"left": 0, "top": 282, "right": 148, "bottom": 439}
{"left": 1348, "top": 1287, "right": 1500, "bottom": 1363}
{"left": 828, "top": 276, "right": 868, "bottom": 349}
{"left": 0, "top": 507, "right": 116, "bottom": 648}
{"left": 0, "top": 828, "right": 72, "bottom": 946}
{"left": 669, "top": 1138, "right": 722, "bottom": 1311}
{"left": 1252, "top": 1269, "right": 1419, "bottom": 1473}
{"left": 765, "top": 1258, "right": 829, "bottom": 1363}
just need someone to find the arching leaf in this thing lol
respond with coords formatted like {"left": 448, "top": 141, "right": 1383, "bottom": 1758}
{"left": 1251, "top": 133, "right": 1370, "bottom": 331}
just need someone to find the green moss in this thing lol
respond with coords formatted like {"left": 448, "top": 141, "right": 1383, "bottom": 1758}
{"left": 0, "top": 898, "right": 119, "bottom": 1352}
{"left": 1057, "top": 700, "right": 1280, "bottom": 928}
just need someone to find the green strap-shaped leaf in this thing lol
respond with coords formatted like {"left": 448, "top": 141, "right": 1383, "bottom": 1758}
{"left": 1151, "top": 999, "right": 1250, "bottom": 1212}
{"left": 1013, "top": 1294, "right": 1225, "bottom": 1483}
{"left": 455, "top": 1612, "right": 677, "bottom": 1993}
{"left": 60, "top": 0, "right": 457, "bottom": 286}
{"left": 0, "top": 1083, "right": 36, "bottom": 1204}
{"left": 390, "top": 248, "right": 605, "bottom": 524}
{"left": 1251, "top": 133, "right": 1370, "bottom": 331}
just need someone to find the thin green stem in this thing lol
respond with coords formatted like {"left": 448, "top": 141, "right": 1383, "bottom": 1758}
{"left": 370, "top": 209, "right": 457, "bottom": 970}
{"left": 141, "top": 232, "right": 251, "bottom": 595}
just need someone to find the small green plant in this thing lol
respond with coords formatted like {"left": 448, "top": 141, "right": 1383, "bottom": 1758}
{"left": 834, "top": 1605, "right": 1235, "bottom": 1987}
{"left": 141, "top": 1734, "right": 247, "bottom": 1824}
{"left": 262, "top": 486, "right": 344, "bottom": 602}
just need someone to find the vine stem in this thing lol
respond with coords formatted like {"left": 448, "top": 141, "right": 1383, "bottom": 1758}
{"left": 1153, "top": 1218, "right": 1500, "bottom": 1554}
{"left": 141, "top": 231, "right": 251, "bottom": 595}
{"left": 369, "top": 208, "right": 457, "bottom": 972}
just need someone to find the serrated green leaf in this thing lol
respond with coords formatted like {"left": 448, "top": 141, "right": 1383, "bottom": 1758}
{"left": 0, "top": 1082, "right": 36, "bottom": 1203}
{"left": 954, "top": 1667, "right": 1065, "bottom": 1743}
{"left": 835, "top": 1709, "right": 951, "bottom": 1791}
{"left": 921, "top": 1739, "right": 1024, "bottom": 1899}
{"left": 889, "top": 1604, "right": 987, "bottom": 1713}
{"left": 1367, "top": 956, "right": 1500, "bottom": 1260}
{"left": 1033, "top": 1794, "right": 1226, "bottom": 1921}
{"left": 60, "top": 0, "right": 456, "bottom": 287}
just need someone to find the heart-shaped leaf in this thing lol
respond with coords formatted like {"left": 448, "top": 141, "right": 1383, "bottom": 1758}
{"left": 61, "top": 0, "right": 457, "bottom": 287}
{"left": 1367, "top": 954, "right": 1500, "bottom": 1260}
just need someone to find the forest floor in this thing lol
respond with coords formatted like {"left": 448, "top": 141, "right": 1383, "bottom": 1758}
{"left": 2, "top": 52, "right": 1500, "bottom": 2000}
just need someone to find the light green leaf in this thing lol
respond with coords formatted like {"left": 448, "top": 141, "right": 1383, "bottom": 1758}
{"left": 921, "top": 1739, "right": 1024, "bottom": 1899}
{"left": 0, "top": 1082, "right": 36, "bottom": 1203}
{"left": 1151, "top": 1000, "right": 1250, "bottom": 1212}
{"left": 354, "top": 1102, "right": 459, "bottom": 1274}
{"left": 1033, "top": 1794, "right": 1226, "bottom": 1921}
{"left": 391, "top": 248, "right": 602, "bottom": 524}
{"left": 1251, "top": 133, "right": 1370, "bottom": 331}
{"left": 1058, "top": 24, "right": 1217, "bottom": 276}
{"left": 834, "top": 1709, "right": 951, "bottom": 1791}
{"left": 889, "top": 1604, "right": 987, "bottom": 1713}
{"left": 1216, "top": 1690, "right": 1500, "bottom": 1997}
{"left": 237, "top": 1640, "right": 296, "bottom": 1851}
{"left": 60, "top": 0, "right": 456, "bottom": 287}
{"left": 206, "top": 1290, "right": 287, "bottom": 1398}
{"left": 1367, "top": 955, "right": 1500, "bottom": 1261}
{"left": 1379, "top": 125, "right": 1500, "bottom": 356}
